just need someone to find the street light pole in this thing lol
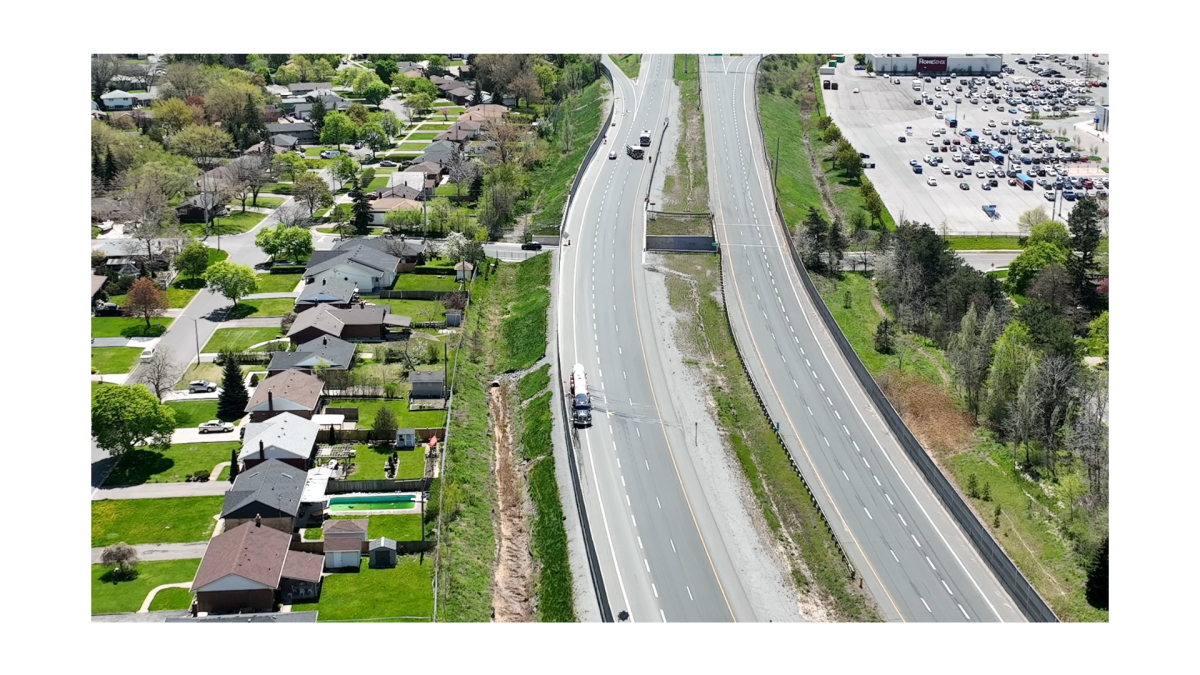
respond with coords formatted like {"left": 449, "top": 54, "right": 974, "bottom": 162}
{"left": 179, "top": 316, "right": 201, "bottom": 366}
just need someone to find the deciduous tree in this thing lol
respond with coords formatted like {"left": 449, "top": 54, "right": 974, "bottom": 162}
{"left": 169, "top": 125, "right": 233, "bottom": 171}
{"left": 294, "top": 173, "right": 333, "bottom": 216}
{"left": 150, "top": 98, "right": 195, "bottom": 136}
{"left": 91, "top": 54, "right": 122, "bottom": 103}
{"left": 204, "top": 261, "right": 258, "bottom": 308}
{"left": 124, "top": 278, "right": 170, "bottom": 328}
{"left": 274, "top": 152, "right": 308, "bottom": 182}
{"left": 1016, "top": 206, "right": 1048, "bottom": 238}
{"left": 174, "top": 241, "right": 210, "bottom": 280}
{"left": 100, "top": 542, "right": 140, "bottom": 580}
{"left": 255, "top": 224, "right": 313, "bottom": 263}
{"left": 1006, "top": 240, "right": 1068, "bottom": 295}
{"left": 320, "top": 111, "right": 355, "bottom": 149}
{"left": 947, "top": 304, "right": 1002, "bottom": 419}
{"left": 91, "top": 384, "right": 176, "bottom": 456}
{"left": 330, "top": 154, "right": 360, "bottom": 189}
{"left": 140, "top": 345, "right": 182, "bottom": 401}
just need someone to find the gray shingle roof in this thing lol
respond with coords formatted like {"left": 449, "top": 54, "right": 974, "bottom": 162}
{"left": 304, "top": 244, "right": 400, "bottom": 278}
{"left": 267, "top": 334, "right": 356, "bottom": 372}
{"left": 296, "top": 275, "right": 358, "bottom": 305}
{"left": 409, "top": 371, "right": 444, "bottom": 383}
{"left": 221, "top": 459, "right": 307, "bottom": 519}
{"left": 266, "top": 122, "right": 313, "bottom": 134}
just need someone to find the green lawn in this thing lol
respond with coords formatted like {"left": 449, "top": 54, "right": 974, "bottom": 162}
{"left": 91, "top": 496, "right": 224, "bottom": 547}
{"left": 291, "top": 557, "right": 432, "bottom": 621}
{"left": 373, "top": 167, "right": 398, "bottom": 174}
{"left": 108, "top": 277, "right": 205, "bottom": 310}
{"left": 518, "top": 364, "right": 551, "bottom": 402}
{"left": 226, "top": 297, "right": 297, "bottom": 319}
{"left": 148, "top": 587, "right": 195, "bottom": 611}
{"left": 945, "top": 236, "right": 1024, "bottom": 251}
{"left": 332, "top": 399, "right": 445, "bottom": 429}
{"left": 393, "top": 274, "right": 461, "bottom": 292}
{"left": 359, "top": 298, "right": 446, "bottom": 323}
{"left": 164, "top": 400, "right": 242, "bottom": 427}
{"left": 92, "top": 348, "right": 142, "bottom": 374}
{"left": 759, "top": 89, "right": 826, "bottom": 226}
{"left": 92, "top": 226, "right": 101, "bottom": 238}
{"left": 405, "top": 132, "right": 437, "bottom": 141}
{"left": 416, "top": 123, "right": 451, "bottom": 131}
{"left": 348, "top": 514, "right": 423, "bottom": 542}
{"left": 366, "top": 176, "right": 390, "bottom": 190}
{"left": 250, "top": 196, "right": 285, "bottom": 209}
{"left": 91, "top": 317, "right": 173, "bottom": 338}
{"left": 254, "top": 274, "right": 303, "bottom": 293}
{"left": 497, "top": 254, "right": 551, "bottom": 372}
{"left": 350, "top": 444, "right": 426, "bottom": 480}
{"left": 104, "top": 442, "right": 240, "bottom": 486}
{"left": 207, "top": 210, "right": 268, "bottom": 235}
{"left": 611, "top": 53, "right": 641, "bottom": 79}
{"left": 315, "top": 226, "right": 387, "bottom": 235}
{"left": 202, "top": 327, "right": 282, "bottom": 353}
{"left": 92, "top": 559, "right": 201, "bottom": 615}
{"left": 261, "top": 183, "right": 294, "bottom": 194}
{"left": 304, "top": 527, "right": 324, "bottom": 540}
{"left": 398, "top": 142, "right": 430, "bottom": 151}
{"left": 174, "top": 363, "right": 258, "bottom": 390}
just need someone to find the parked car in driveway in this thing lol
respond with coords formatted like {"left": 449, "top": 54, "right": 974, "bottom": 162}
{"left": 94, "top": 302, "right": 122, "bottom": 317}
{"left": 188, "top": 380, "right": 218, "bottom": 393}
{"left": 199, "top": 420, "right": 235, "bottom": 434}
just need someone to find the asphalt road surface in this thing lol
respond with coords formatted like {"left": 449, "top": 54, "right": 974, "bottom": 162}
{"left": 558, "top": 55, "right": 758, "bottom": 622}
{"left": 703, "top": 55, "right": 1026, "bottom": 623}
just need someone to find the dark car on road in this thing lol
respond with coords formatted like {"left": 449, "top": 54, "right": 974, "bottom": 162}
{"left": 521, "top": 242, "right": 543, "bottom": 251}
{"left": 94, "top": 302, "right": 122, "bottom": 317}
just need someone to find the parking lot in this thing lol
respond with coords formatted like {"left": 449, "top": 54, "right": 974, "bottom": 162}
{"left": 823, "top": 54, "right": 1109, "bottom": 234}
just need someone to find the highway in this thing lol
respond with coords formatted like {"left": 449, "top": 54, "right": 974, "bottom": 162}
{"left": 557, "top": 55, "right": 758, "bottom": 622}
{"left": 702, "top": 55, "right": 1026, "bottom": 623}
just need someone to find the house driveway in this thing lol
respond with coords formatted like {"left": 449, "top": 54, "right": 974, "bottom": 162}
{"left": 161, "top": 390, "right": 221, "bottom": 402}
{"left": 92, "top": 481, "right": 230, "bottom": 501}
{"left": 90, "top": 541, "right": 208, "bottom": 564}
{"left": 170, "top": 428, "right": 240, "bottom": 444}
{"left": 244, "top": 292, "right": 299, "bottom": 300}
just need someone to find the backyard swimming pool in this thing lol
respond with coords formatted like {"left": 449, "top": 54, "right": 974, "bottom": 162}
{"left": 327, "top": 494, "right": 416, "bottom": 512}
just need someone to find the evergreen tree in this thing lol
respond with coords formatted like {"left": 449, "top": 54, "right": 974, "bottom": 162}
{"left": 802, "top": 206, "right": 828, "bottom": 272}
{"left": 104, "top": 151, "right": 118, "bottom": 184}
{"left": 217, "top": 351, "right": 249, "bottom": 420}
{"left": 352, "top": 187, "right": 373, "bottom": 235}
{"left": 1085, "top": 535, "right": 1108, "bottom": 610}
{"left": 1067, "top": 196, "right": 1104, "bottom": 314}
{"left": 229, "top": 448, "right": 239, "bottom": 482}
{"left": 827, "top": 217, "right": 848, "bottom": 273}
{"left": 310, "top": 98, "right": 327, "bottom": 133}
{"left": 874, "top": 317, "right": 895, "bottom": 354}
{"left": 92, "top": 149, "right": 102, "bottom": 178}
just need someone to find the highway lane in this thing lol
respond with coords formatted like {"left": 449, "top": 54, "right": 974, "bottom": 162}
{"left": 703, "top": 55, "right": 1026, "bottom": 623}
{"left": 558, "top": 55, "right": 756, "bottom": 622}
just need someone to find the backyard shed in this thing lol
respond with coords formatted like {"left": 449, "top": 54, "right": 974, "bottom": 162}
{"left": 323, "top": 536, "right": 362, "bottom": 570}
{"left": 369, "top": 538, "right": 397, "bottom": 569}
{"left": 394, "top": 428, "right": 417, "bottom": 449}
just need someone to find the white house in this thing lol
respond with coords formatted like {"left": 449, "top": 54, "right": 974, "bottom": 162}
{"left": 304, "top": 244, "right": 401, "bottom": 290}
{"left": 239, "top": 412, "right": 320, "bottom": 467}
{"left": 100, "top": 90, "right": 136, "bottom": 110}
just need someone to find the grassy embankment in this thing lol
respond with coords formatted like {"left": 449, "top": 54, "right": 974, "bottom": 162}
{"left": 649, "top": 54, "right": 711, "bottom": 237}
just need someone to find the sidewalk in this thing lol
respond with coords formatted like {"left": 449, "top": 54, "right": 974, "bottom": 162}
{"left": 91, "top": 541, "right": 209, "bottom": 564}
{"left": 219, "top": 317, "right": 283, "bottom": 328}
{"left": 92, "top": 337, "right": 159, "bottom": 348}
{"left": 92, "top": 481, "right": 230, "bottom": 501}
{"left": 243, "top": 292, "right": 299, "bottom": 299}
{"left": 170, "top": 428, "right": 240, "bottom": 444}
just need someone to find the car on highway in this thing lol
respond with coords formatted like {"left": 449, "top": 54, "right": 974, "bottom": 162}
{"left": 898, "top": 136, "right": 906, "bottom": 142}
{"left": 188, "top": 380, "right": 218, "bottom": 393}
{"left": 959, "top": 182, "right": 969, "bottom": 190}
{"left": 853, "top": 88, "right": 860, "bottom": 93}
{"left": 609, "top": 151, "right": 617, "bottom": 159}
{"left": 982, "top": 182, "right": 992, "bottom": 190}
{"left": 975, "top": 170, "right": 986, "bottom": 178}
{"left": 926, "top": 177, "right": 937, "bottom": 186}
{"left": 379, "top": 160, "right": 397, "bottom": 167}
{"left": 199, "top": 420, "right": 235, "bottom": 434}
{"left": 940, "top": 166, "right": 951, "bottom": 175}
{"left": 521, "top": 242, "right": 543, "bottom": 251}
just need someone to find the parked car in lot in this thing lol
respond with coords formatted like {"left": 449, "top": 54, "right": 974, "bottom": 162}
{"left": 981, "top": 183, "right": 991, "bottom": 191}
{"left": 188, "top": 380, "right": 218, "bottom": 393}
{"left": 320, "top": 150, "right": 341, "bottom": 159}
{"left": 940, "top": 166, "right": 950, "bottom": 175}
{"left": 199, "top": 420, "right": 235, "bottom": 434}
{"left": 1044, "top": 190, "right": 1056, "bottom": 201}
{"left": 954, "top": 169, "right": 964, "bottom": 178}
{"left": 898, "top": 136, "right": 906, "bottom": 142}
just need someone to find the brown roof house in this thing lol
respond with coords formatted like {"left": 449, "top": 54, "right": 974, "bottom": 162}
{"left": 245, "top": 371, "right": 325, "bottom": 424}
{"left": 368, "top": 197, "right": 423, "bottom": 226}
{"left": 190, "top": 520, "right": 324, "bottom": 614}
{"left": 239, "top": 413, "right": 319, "bottom": 472}
{"left": 287, "top": 306, "right": 411, "bottom": 344}
{"left": 323, "top": 519, "right": 369, "bottom": 570}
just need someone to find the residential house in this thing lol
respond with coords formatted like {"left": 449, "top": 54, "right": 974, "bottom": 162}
{"left": 199, "top": 155, "right": 266, "bottom": 190}
{"left": 175, "top": 193, "right": 225, "bottom": 223}
{"left": 462, "top": 104, "right": 508, "bottom": 120}
{"left": 91, "top": 99, "right": 99, "bottom": 111}
{"left": 287, "top": 306, "right": 411, "bottom": 344}
{"left": 465, "top": 139, "right": 496, "bottom": 157}
{"left": 368, "top": 197, "right": 423, "bottom": 226}
{"left": 221, "top": 459, "right": 307, "bottom": 532}
{"left": 190, "top": 520, "right": 324, "bottom": 613}
{"left": 323, "top": 519, "right": 368, "bottom": 570}
{"left": 267, "top": 335, "right": 356, "bottom": 375}
{"left": 239, "top": 412, "right": 320, "bottom": 468}
{"left": 395, "top": 61, "right": 423, "bottom": 75}
{"left": 265, "top": 122, "right": 315, "bottom": 143}
{"left": 91, "top": 275, "right": 107, "bottom": 309}
{"left": 293, "top": 276, "right": 359, "bottom": 313}
{"left": 369, "top": 538, "right": 398, "bottom": 569}
{"left": 409, "top": 370, "right": 446, "bottom": 399}
{"left": 245, "top": 371, "right": 326, "bottom": 424}
{"left": 304, "top": 244, "right": 402, "bottom": 290}
{"left": 314, "top": 236, "right": 425, "bottom": 273}
{"left": 434, "top": 126, "right": 473, "bottom": 144}
{"left": 444, "top": 86, "right": 474, "bottom": 105}
{"left": 372, "top": 182, "right": 422, "bottom": 202}
{"left": 287, "top": 82, "right": 332, "bottom": 96}
{"left": 278, "top": 97, "right": 307, "bottom": 113}
{"left": 394, "top": 428, "right": 417, "bottom": 449}
{"left": 305, "top": 90, "right": 352, "bottom": 112}
{"left": 133, "top": 91, "right": 156, "bottom": 107}
{"left": 454, "top": 261, "right": 476, "bottom": 283}
{"left": 416, "top": 140, "right": 457, "bottom": 166}
{"left": 270, "top": 133, "right": 300, "bottom": 150}
{"left": 100, "top": 90, "right": 136, "bottom": 110}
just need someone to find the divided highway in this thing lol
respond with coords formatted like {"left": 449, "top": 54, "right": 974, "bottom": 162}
{"left": 557, "top": 55, "right": 758, "bottom": 622}
{"left": 702, "top": 55, "right": 1026, "bottom": 622}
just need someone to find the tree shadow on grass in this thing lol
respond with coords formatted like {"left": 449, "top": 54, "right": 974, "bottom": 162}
{"left": 98, "top": 568, "right": 140, "bottom": 584}
{"left": 120, "top": 323, "right": 168, "bottom": 338}
{"left": 172, "top": 278, "right": 206, "bottom": 291}
{"left": 103, "top": 450, "right": 174, "bottom": 487}
{"left": 225, "top": 303, "right": 261, "bottom": 320}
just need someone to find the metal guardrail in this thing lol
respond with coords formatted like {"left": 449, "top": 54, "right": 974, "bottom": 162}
{"left": 552, "top": 61, "right": 617, "bottom": 623}
{"left": 750, "top": 56, "right": 1058, "bottom": 623}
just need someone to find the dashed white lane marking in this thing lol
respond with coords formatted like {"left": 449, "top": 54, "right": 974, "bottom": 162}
{"left": 843, "top": 425, "right": 850, "bottom": 435}
{"left": 912, "top": 534, "right": 921, "bottom": 548}
{"left": 842, "top": 470, "right": 849, "bottom": 480}
{"left": 616, "top": 458, "right": 621, "bottom": 468}
{"left": 898, "top": 513, "right": 908, "bottom": 527}
{"left": 807, "top": 406, "right": 813, "bottom": 415}
{"left": 635, "top": 428, "right": 640, "bottom": 437}
{"left": 620, "top": 476, "right": 625, "bottom": 487}
{"left": 922, "top": 597, "right": 932, "bottom": 613}
{"left": 885, "top": 493, "right": 893, "bottom": 505}
{"left": 819, "top": 383, "right": 825, "bottom": 392}
{"left": 826, "top": 397, "right": 833, "bottom": 405}
{"left": 652, "top": 583, "right": 658, "bottom": 598}
{"left": 874, "top": 475, "right": 881, "bottom": 486}
{"left": 670, "top": 539, "right": 676, "bottom": 553}
{"left": 631, "top": 514, "right": 637, "bottom": 526}
{"left": 862, "top": 457, "right": 871, "bottom": 469}
{"left": 853, "top": 441, "right": 861, "bottom": 453}
{"left": 823, "top": 436, "right": 829, "bottom": 446}
{"left": 625, "top": 494, "right": 630, "bottom": 506}
{"left": 835, "top": 410, "right": 841, "bottom": 420}
{"left": 864, "top": 507, "right": 873, "bottom": 520}
{"left": 637, "top": 536, "right": 643, "bottom": 549}
{"left": 656, "top": 497, "right": 661, "bottom": 509}
{"left": 644, "top": 559, "right": 650, "bottom": 572}
{"left": 927, "top": 555, "right": 936, "bottom": 570}
{"left": 660, "top": 609, "right": 667, "bottom": 623}
{"left": 959, "top": 604, "right": 970, "bottom": 620}
{"left": 890, "top": 549, "right": 899, "bottom": 562}
{"left": 942, "top": 579, "right": 954, "bottom": 595}
{"left": 687, "top": 586, "right": 694, "bottom": 601}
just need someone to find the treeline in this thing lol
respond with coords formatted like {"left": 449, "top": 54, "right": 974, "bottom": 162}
{"left": 868, "top": 199, "right": 1109, "bottom": 605}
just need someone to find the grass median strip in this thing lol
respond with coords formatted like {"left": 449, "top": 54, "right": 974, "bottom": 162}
{"left": 662, "top": 253, "right": 880, "bottom": 621}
